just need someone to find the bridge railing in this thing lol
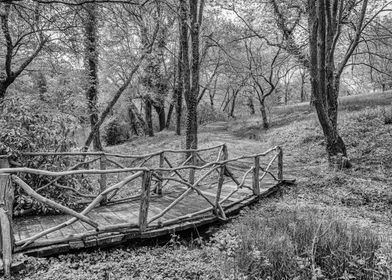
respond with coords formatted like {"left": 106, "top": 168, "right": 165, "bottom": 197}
{"left": 0, "top": 144, "right": 283, "bottom": 277}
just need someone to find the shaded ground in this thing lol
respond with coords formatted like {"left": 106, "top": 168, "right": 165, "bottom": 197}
{"left": 11, "top": 104, "right": 392, "bottom": 279}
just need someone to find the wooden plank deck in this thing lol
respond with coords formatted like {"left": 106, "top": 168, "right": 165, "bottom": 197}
{"left": 13, "top": 175, "right": 279, "bottom": 257}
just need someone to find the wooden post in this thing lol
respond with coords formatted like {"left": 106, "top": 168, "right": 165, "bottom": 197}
{"left": 277, "top": 147, "right": 283, "bottom": 181}
{"left": 215, "top": 164, "right": 225, "bottom": 218}
{"left": 155, "top": 152, "right": 164, "bottom": 195}
{"left": 0, "top": 156, "right": 14, "bottom": 278}
{"left": 252, "top": 156, "right": 260, "bottom": 196}
{"left": 99, "top": 155, "right": 107, "bottom": 204}
{"left": 139, "top": 170, "right": 151, "bottom": 232}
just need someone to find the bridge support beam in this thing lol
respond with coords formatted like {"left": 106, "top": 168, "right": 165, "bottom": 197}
{"left": 0, "top": 156, "right": 14, "bottom": 278}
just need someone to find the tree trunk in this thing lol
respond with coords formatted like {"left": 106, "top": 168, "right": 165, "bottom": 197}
{"left": 300, "top": 71, "right": 306, "bottom": 102}
{"left": 84, "top": 3, "right": 103, "bottom": 151}
{"left": 153, "top": 101, "right": 165, "bottom": 131}
{"left": 175, "top": 26, "right": 183, "bottom": 135}
{"left": 144, "top": 97, "right": 154, "bottom": 137}
{"left": 166, "top": 102, "right": 174, "bottom": 129}
{"left": 229, "top": 90, "right": 238, "bottom": 118}
{"left": 308, "top": 0, "right": 349, "bottom": 168}
{"left": 128, "top": 101, "right": 146, "bottom": 136}
{"left": 259, "top": 100, "right": 269, "bottom": 129}
{"left": 247, "top": 96, "right": 255, "bottom": 115}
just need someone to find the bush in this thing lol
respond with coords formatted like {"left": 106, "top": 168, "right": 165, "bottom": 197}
{"left": 212, "top": 209, "right": 389, "bottom": 280}
{"left": 0, "top": 96, "right": 81, "bottom": 215}
{"left": 103, "top": 119, "right": 130, "bottom": 146}
{"left": 197, "top": 103, "right": 228, "bottom": 125}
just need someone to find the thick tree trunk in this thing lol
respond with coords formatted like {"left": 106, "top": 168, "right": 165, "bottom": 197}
{"left": 144, "top": 97, "right": 154, "bottom": 137}
{"left": 308, "top": 0, "right": 349, "bottom": 168}
{"left": 259, "top": 101, "right": 269, "bottom": 129}
{"left": 0, "top": 84, "right": 7, "bottom": 102}
{"left": 153, "top": 102, "right": 165, "bottom": 131}
{"left": 166, "top": 102, "right": 174, "bottom": 129}
{"left": 85, "top": 3, "right": 103, "bottom": 151}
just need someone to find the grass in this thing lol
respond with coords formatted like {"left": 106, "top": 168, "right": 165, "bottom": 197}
{"left": 12, "top": 102, "right": 392, "bottom": 280}
{"left": 211, "top": 207, "right": 388, "bottom": 280}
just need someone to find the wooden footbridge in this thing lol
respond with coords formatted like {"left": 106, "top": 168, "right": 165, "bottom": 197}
{"left": 0, "top": 144, "right": 284, "bottom": 276}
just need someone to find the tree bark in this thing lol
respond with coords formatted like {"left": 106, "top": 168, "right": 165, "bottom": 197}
{"left": 175, "top": 32, "right": 184, "bottom": 135}
{"left": 84, "top": 3, "right": 103, "bottom": 151}
{"left": 144, "top": 96, "right": 154, "bottom": 137}
{"left": 260, "top": 100, "right": 269, "bottom": 129}
{"left": 308, "top": 0, "right": 349, "bottom": 168}
{"left": 153, "top": 101, "right": 165, "bottom": 131}
{"left": 128, "top": 101, "right": 146, "bottom": 136}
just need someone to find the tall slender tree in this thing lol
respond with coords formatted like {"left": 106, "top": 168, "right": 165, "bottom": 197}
{"left": 84, "top": 2, "right": 103, "bottom": 150}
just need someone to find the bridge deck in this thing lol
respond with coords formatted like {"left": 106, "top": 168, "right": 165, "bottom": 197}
{"left": 13, "top": 177, "right": 278, "bottom": 257}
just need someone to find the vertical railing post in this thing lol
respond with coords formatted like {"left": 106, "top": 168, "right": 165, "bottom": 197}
{"left": 252, "top": 156, "right": 260, "bottom": 196}
{"left": 99, "top": 154, "right": 107, "bottom": 204}
{"left": 139, "top": 170, "right": 151, "bottom": 232}
{"left": 277, "top": 147, "right": 283, "bottom": 181}
{"left": 155, "top": 152, "right": 164, "bottom": 195}
{"left": 214, "top": 145, "right": 228, "bottom": 219}
{"left": 0, "top": 156, "right": 14, "bottom": 278}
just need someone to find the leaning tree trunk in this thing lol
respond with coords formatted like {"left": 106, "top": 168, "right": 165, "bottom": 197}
{"left": 128, "top": 101, "right": 146, "bottom": 136}
{"left": 259, "top": 100, "right": 269, "bottom": 129}
{"left": 84, "top": 3, "right": 102, "bottom": 151}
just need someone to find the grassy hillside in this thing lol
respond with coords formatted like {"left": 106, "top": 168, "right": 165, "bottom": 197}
{"left": 13, "top": 103, "right": 392, "bottom": 280}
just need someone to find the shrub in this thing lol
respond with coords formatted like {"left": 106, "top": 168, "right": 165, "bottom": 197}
{"left": 0, "top": 96, "right": 81, "bottom": 215}
{"left": 212, "top": 209, "right": 389, "bottom": 280}
{"left": 103, "top": 118, "right": 130, "bottom": 146}
{"left": 197, "top": 103, "right": 228, "bottom": 125}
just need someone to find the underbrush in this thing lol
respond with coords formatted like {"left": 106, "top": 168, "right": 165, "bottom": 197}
{"left": 212, "top": 208, "right": 391, "bottom": 280}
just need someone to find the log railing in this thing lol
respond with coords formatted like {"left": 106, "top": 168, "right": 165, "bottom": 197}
{"left": 0, "top": 144, "right": 283, "bottom": 277}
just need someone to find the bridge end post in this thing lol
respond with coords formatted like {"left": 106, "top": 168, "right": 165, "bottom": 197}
{"left": 277, "top": 147, "right": 283, "bottom": 181}
{"left": 0, "top": 156, "right": 14, "bottom": 278}
{"left": 139, "top": 170, "right": 151, "bottom": 232}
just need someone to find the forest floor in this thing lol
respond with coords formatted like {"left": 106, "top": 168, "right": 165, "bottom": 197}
{"left": 11, "top": 103, "right": 392, "bottom": 280}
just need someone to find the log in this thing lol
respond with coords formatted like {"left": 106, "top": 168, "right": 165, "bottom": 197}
{"left": 139, "top": 171, "right": 151, "bottom": 232}
{"left": 253, "top": 156, "right": 260, "bottom": 196}
{"left": 12, "top": 175, "right": 99, "bottom": 229}
{"left": 22, "top": 144, "right": 224, "bottom": 158}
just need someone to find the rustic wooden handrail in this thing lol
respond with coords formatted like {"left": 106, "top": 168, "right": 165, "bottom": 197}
{"left": 0, "top": 144, "right": 284, "bottom": 278}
